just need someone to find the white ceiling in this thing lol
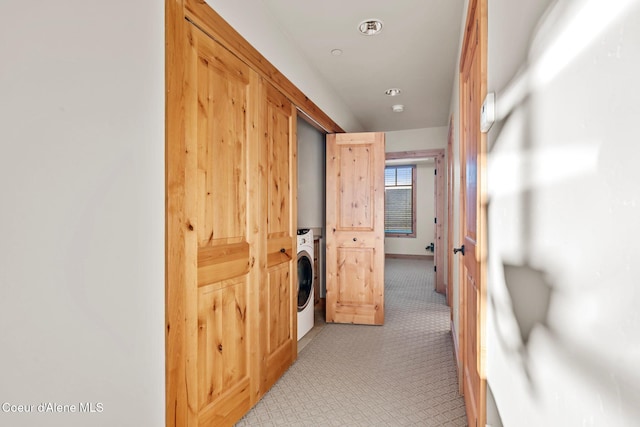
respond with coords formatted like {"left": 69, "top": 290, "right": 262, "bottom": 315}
{"left": 262, "top": 0, "right": 466, "bottom": 132}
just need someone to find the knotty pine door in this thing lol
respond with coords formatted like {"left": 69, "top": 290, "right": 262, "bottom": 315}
{"left": 260, "top": 81, "right": 297, "bottom": 393}
{"left": 459, "top": 0, "right": 487, "bottom": 425}
{"left": 166, "top": 22, "right": 296, "bottom": 427}
{"left": 326, "top": 132, "right": 385, "bottom": 325}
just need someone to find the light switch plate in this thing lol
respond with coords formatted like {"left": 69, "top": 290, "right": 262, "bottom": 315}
{"left": 480, "top": 92, "right": 495, "bottom": 133}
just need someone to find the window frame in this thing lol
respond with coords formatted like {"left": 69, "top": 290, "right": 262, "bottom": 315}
{"left": 384, "top": 164, "right": 417, "bottom": 238}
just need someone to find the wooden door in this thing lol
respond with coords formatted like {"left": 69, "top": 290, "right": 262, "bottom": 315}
{"left": 169, "top": 23, "right": 259, "bottom": 426}
{"left": 459, "top": 0, "right": 487, "bottom": 426}
{"left": 167, "top": 2, "right": 337, "bottom": 425}
{"left": 260, "top": 82, "right": 297, "bottom": 392}
{"left": 326, "top": 132, "right": 385, "bottom": 325}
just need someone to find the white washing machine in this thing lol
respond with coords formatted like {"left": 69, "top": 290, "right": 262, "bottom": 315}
{"left": 297, "top": 229, "right": 314, "bottom": 340}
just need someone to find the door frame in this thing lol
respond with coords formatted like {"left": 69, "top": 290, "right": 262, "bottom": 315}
{"left": 446, "top": 116, "right": 454, "bottom": 311}
{"left": 385, "top": 149, "right": 446, "bottom": 294}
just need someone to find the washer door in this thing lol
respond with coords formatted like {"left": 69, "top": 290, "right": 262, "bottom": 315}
{"left": 297, "top": 251, "right": 313, "bottom": 312}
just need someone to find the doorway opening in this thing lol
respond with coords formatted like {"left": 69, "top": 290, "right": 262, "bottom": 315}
{"left": 385, "top": 149, "right": 446, "bottom": 295}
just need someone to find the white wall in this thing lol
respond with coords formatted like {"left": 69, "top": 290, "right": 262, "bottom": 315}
{"left": 384, "top": 128, "right": 447, "bottom": 256}
{"left": 484, "top": 0, "right": 640, "bottom": 425}
{"left": 386, "top": 127, "right": 448, "bottom": 152}
{"left": 204, "top": 0, "right": 364, "bottom": 133}
{"left": 297, "top": 118, "right": 325, "bottom": 229}
{"left": 0, "top": 1, "right": 164, "bottom": 426}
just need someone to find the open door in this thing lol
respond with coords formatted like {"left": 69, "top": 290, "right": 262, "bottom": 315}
{"left": 325, "top": 132, "right": 385, "bottom": 325}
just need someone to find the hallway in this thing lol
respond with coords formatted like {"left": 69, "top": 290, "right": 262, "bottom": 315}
{"left": 236, "top": 258, "right": 466, "bottom": 426}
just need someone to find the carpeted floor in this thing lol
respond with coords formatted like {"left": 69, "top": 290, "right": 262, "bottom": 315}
{"left": 236, "top": 258, "right": 467, "bottom": 426}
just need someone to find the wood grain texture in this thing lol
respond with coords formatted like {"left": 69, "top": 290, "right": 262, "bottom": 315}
{"left": 337, "top": 248, "right": 375, "bottom": 304}
{"left": 193, "top": 23, "right": 255, "bottom": 426}
{"left": 166, "top": 0, "right": 193, "bottom": 425}
{"left": 266, "top": 236, "right": 294, "bottom": 268}
{"left": 260, "top": 81, "right": 297, "bottom": 395}
{"left": 198, "top": 242, "right": 250, "bottom": 287}
{"left": 197, "top": 279, "right": 249, "bottom": 409}
{"left": 266, "top": 85, "right": 293, "bottom": 237}
{"left": 166, "top": 1, "right": 309, "bottom": 424}
{"left": 326, "top": 133, "right": 385, "bottom": 326}
{"left": 338, "top": 145, "right": 374, "bottom": 230}
{"left": 194, "top": 30, "right": 249, "bottom": 247}
{"left": 247, "top": 71, "right": 264, "bottom": 406}
{"left": 167, "top": 16, "right": 260, "bottom": 425}
{"left": 267, "top": 264, "right": 292, "bottom": 353}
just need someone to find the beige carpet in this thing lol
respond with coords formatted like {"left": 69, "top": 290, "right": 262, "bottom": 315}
{"left": 236, "top": 258, "right": 467, "bottom": 426}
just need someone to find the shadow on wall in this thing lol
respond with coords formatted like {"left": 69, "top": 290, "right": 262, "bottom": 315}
{"left": 502, "top": 263, "right": 552, "bottom": 347}
{"left": 488, "top": 102, "right": 640, "bottom": 423}
{"left": 493, "top": 260, "right": 640, "bottom": 414}
{"left": 493, "top": 259, "right": 640, "bottom": 421}
{"left": 486, "top": 383, "right": 504, "bottom": 427}
{"left": 489, "top": 261, "right": 555, "bottom": 395}
{"left": 487, "top": 1, "right": 640, "bottom": 421}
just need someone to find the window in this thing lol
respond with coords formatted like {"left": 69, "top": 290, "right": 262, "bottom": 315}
{"left": 385, "top": 165, "right": 416, "bottom": 237}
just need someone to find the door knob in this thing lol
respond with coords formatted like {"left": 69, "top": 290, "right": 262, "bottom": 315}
{"left": 453, "top": 245, "right": 465, "bottom": 256}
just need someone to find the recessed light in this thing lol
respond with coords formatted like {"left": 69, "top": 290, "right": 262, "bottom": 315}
{"left": 331, "top": 49, "right": 343, "bottom": 56}
{"left": 385, "top": 88, "right": 401, "bottom": 96}
{"left": 358, "top": 19, "right": 383, "bottom": 36}
{"left": 392, "top": 104, "right": 404, "bottom": 113}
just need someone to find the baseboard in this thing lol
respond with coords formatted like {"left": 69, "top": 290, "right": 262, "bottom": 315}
{"left": 385, "top": 253, "right": 434, "bottom": 260}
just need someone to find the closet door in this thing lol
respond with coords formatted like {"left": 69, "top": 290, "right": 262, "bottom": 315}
{"left": 260, "top": 82, "right": 297, "bottom": 392}
{"left": 168, "top": 11, "right": 298, "bottom": 427}
{"left": 180, "top": 23, "right": 260, "bottom": 426}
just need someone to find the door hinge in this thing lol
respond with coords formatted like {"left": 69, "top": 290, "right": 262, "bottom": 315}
{"left": 434, "top": 217, "right": 437, "bottom": 224}
{"left": 434, "top": 266, "right": 437, "bottom": 272}
{"left": 434, "top": 169, "right": 437, "bottom": 175}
